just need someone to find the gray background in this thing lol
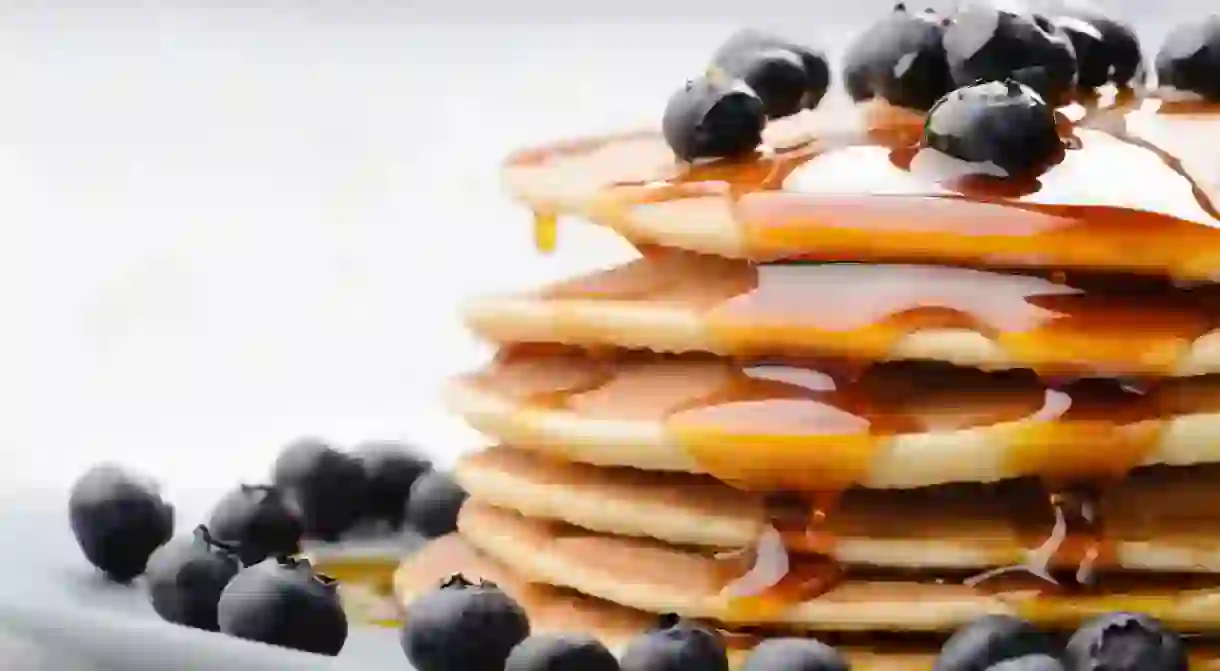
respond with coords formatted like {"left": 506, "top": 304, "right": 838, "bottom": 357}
{"left": 0, "top": 1, "right": 1207, "bottom": 668}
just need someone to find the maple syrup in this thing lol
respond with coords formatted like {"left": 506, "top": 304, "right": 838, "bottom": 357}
{"left": 507, "top": 98, "right": 1220, "bottom": 280}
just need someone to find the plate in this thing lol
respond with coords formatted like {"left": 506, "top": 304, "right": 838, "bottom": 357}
{"left": 0, "top": 486, "right": 420, "bottom": 670}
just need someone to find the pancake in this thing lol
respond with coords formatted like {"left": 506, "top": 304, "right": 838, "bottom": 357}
{"left": 393, "top": 533, "right": 933, "bottom": 670}
{"left": 455, "top": 446, "right": 1220, "bottom": 573}
{"left": 397, "top": 535, "right": 1220, "bottom": 669}
{"left": 458, "top": 502, "right": 1220, "bottom": 633}
{"left": 464, "top": 252, "right": 1220, "bottom": 377}
{"left": 446, "top": 347, "right": 1220, "bottom": 489}
{"left": 503, "top": 98, "right": 1220, "bottom": 280}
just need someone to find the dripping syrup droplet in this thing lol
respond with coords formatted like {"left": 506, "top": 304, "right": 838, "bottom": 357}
{"left": 533, "top": 211, "right": 558, "bottom": 254}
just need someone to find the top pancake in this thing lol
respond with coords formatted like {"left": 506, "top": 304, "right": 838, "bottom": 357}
{"left": 503, "top": 98, "right": 1220, "bottom": 280}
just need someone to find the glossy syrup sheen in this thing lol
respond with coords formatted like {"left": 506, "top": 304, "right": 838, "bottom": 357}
{"left": 464, "top": 347, "right": 1220, "bottom": 613}
{"left": 535, "top": 251, "right": 1220, "bottom": 376}
{"left": 505, "top": 97, "right": 1220, "bottom": 279}
{"left": 464, "top": 347, "right": 1218, "bottom": 491}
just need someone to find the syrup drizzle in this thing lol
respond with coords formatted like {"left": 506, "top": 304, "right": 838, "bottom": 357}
{"left": 506, "top": 97, "right": 1220, "bottom": 279}
{"left": 500, "top": 95, "right": 1220, "bottom": 615}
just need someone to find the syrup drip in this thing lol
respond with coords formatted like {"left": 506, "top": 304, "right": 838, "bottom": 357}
{"left": 533, "top": 212, "right": 558, "bottom": 254}
{"left": 506, "top": 98, "right": 1220, "bottom": 280}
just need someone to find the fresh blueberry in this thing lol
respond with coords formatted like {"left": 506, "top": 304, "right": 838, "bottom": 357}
{"left": 145, "top": 525, "right": 240, "bottom": 631}
{"left": 743, "top": 637, "right": 849, "bottom": 671}
{"left": 934, "top": 614, "right": 1058, "bottom": 671}
{"left": 923, "top": 79, "right": 1063, "bottom": 177}
{"left": 206, "top": 484, "right": 302, "bottom": 565}
{"left": 712, "top": 29, "right": 831, "bottom": 112}
{"left": 401, "top": 573, "right": 531, "bottom": 671}
{"left": 986, "top": 655, "right": 1065, "bottom": 671}
{"left": 1156, "top": 15, "right": 1220, "bottom": 102}
{"left": 217, "top": 555, "right": 348, "bottom": 656}
{"left": 662, "top": 76, "right": 765, "bottom": 162}
{"left": 271, "top": 438, "right": 365, "bottom": 541}
{"left": 1049, "top": 8, "right": 1141, "bottom": 89}
{"left": 842, "top": 3, "right": 954, "bottom": 111}
{"left": 943, "top": 2, "right": 1078, "bottom": 104}
{"left": 505, "top": 633, "right": 621, "bottom": 671}
{"left": 353, "top": 440, "right": 432, "bottom": 530}
{"left": 404, "top": 470, "right": 469, "bottom": 538}
{"left": 1063, "top": 612, "right": 1186, "bottom": 671}
{"left": 68, "top": 464, "right": 174, "bottom": 583}
{"left": 620, "top": 614, "right": 728, "bottom": 671}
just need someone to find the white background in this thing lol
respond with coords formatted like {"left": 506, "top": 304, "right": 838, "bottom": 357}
{"left": 0, "top": 1, "right": 1204, "bottom": 667}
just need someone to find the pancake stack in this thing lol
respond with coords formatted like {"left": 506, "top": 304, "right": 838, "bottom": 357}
{"left": 395, "top": 43, "right": 1220, "bottom": 671}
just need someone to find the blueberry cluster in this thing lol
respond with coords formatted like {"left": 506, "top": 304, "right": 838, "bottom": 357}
{"left": 67, "top": 438, "right": 467, "bottom": 656}
{"left": 662, "top": 30, "right": 830, "bottom": 161}
{"left": 936, "top": 613, "right": 1187, "bottom": 671}
{"left": 402, "top": 583, "right": 1188, "bottom": 671}
{"left": 661, "top": 5, "right": 1220, "bottom": 167}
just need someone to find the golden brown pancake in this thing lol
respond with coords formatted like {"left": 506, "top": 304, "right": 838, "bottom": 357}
{"left": 393, "top": 534, "right": 935, "bottom": 670}
{"left": 447, "top": 347, "right": 1220, "bottom": 489}
{"left": 394, "top": 538, "right": 1220, "bottom": 668}
{"left": 455, "top": 446, "right": 1220, "bottom": 573}
{"left": 503, "top": 99, "right": 1220, "bottom": 281}
{"left": 457, "top": 502, "right": 1220, "bottom": 633}
{"left": 464, "top": 251, "right": 1220, "bottom": 377}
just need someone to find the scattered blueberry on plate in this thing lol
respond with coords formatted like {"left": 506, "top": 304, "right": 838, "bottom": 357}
{"left": 271, "top": 438, "right": 367, "bottom": 542}
{"left": 1063, "top": 612, "right": 1187, "bottom": 671}
{"left": 1048, "top": 6, "right": 1141, "bottom": 89}
{"left": 934, "top": 614, "right": 1058, "bottom": 671}
{"left": 217, "top": 555, "right": 348, "bottom": 656}
{"left": 620, "top": 613, "right": 729, "bottom": 671}
{"left": 842, "top": 3, "right": 954, "bottom": 111}
{"left": 68, "top": 464, "right": 175, "bottom": 583}
{"left": 711, "top": 29, "right": 831, "bottom": 118}
{"left": 207, "top": 484, "right": 303, "bottom": 565}
{"left": 405, "top": 469, "right": 470, "bottom": 538}
{"left": 353, "top": 440, "right": 433, "bottom": 530}
{"left": 145, "top": 525, "right": 241, "bottom": 631}
{"left": 1156, "top": 14, "right": 1220, "bottom": 102}
{"left": 942, "top": 2, "right": 1078, "bottom": 104}
{"left": 662, "top": 75, "right": 766, "bottom": 162}
{"left": 742, "top": 637, "right": 849, "bottom": 671}
{"left": 401, "top": 573, "right": 531, "bottom": 671}
{"left": 505, "top": 633, "right": 621, "bottom": 671}
{"left": 923, "top": 79, "right": 1063, "bottom": 178}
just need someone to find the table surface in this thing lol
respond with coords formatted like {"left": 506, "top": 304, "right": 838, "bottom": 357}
{"left": 0, "top": 2, "right": 1203, "bottom": 668}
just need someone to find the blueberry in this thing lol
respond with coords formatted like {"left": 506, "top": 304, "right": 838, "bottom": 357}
{"left": 353, "top": 440, "right": 432, "bottom": 530}
{"left": 986, "top": 655, "right": 1065, "bottom": 671}
{"left": 271, "top": 438, "right": 365, "bottom": 541}
{"left": 1049, "top": 8, "right": 1141, "bottom": 89}
{"left": 1156, "top": 15, "right": 1220, "bottom": 102}
{"left": 145, "top": 525, "right": 240, "bottom": 631}
{"left": 216, "top": 555, "right": 347, "bottom": 656}
{"left": 505, "top": 633, "right": 620, "bottom": 671}
{"left": 842, "top": 3, "right": 954, "bottom": 111}
{"left": 620, "top": 614, "right": 728, "bottom": 671}
{"left": 206, "top": 484, "right": 302, "bottom": 565}
{"left": 743, "top": 637, "right": 849, "bottom": 671}
{"left": 712, "top": 29, "right": 831, "bottom": 112}
{"left": 662, "top": 76, "right": 766, "bottom": 162}
{"left": 923, "top": 79, "right": 1063, "bottom": 177}
{"left": 404, "top": 470, "right": 468, "bottom": 538}
{"left": 401, "top": 573, "right": 531, "bottom": 671}
{"left": 934, "top": 614, "right": 1058, "bottom": 671}
{"left": 943, "top": 2, "right": 1078, "bottom": 103}
{"left": 68, "top": 464, "right": 174, "bottom": 583}
{"left": 1063, "top": 612, "right": 1186, "bottom": 671}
